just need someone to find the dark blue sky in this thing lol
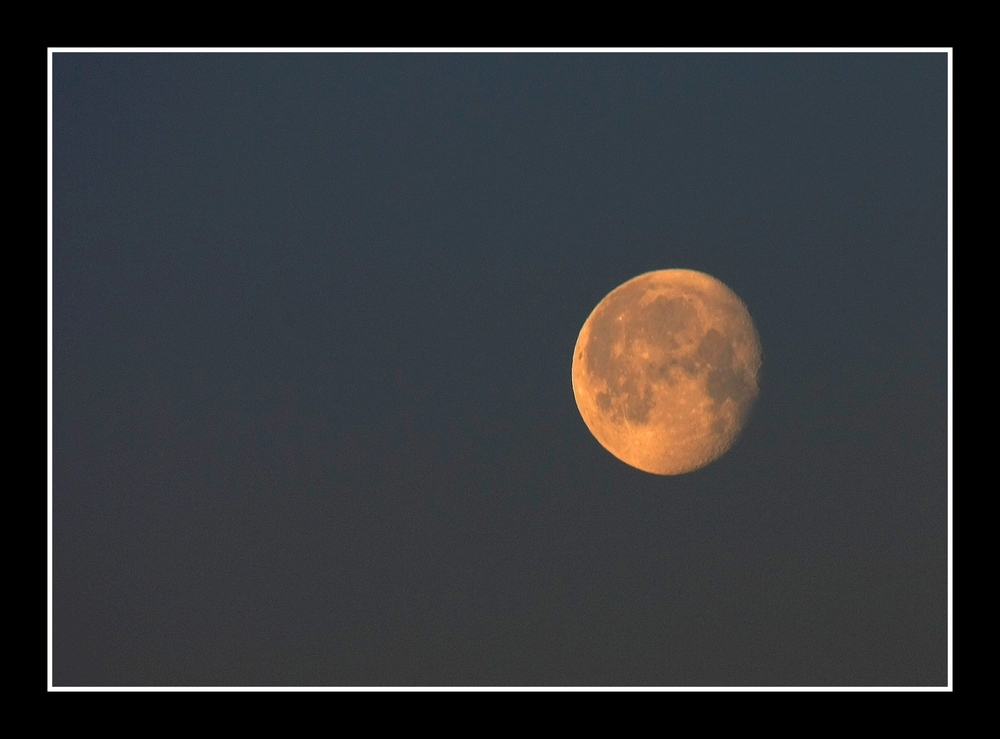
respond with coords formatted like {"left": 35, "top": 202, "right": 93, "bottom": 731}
{"left": 52, "top": 52, "right": 948, "bottom": 687}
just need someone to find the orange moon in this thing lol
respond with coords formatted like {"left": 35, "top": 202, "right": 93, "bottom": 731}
{"left": 572, "top": 269, "right": 762, "bottom": 475}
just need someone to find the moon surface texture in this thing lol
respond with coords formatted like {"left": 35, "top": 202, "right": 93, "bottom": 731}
{"left": 572, "top": 269, "right": 762, "bottom": 475}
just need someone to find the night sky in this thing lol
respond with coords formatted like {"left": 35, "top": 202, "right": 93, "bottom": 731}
{"left": 52, "top": 52, "right": 949, "bottom": 687}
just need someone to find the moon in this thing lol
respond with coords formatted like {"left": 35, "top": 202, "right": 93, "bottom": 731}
{"left": 572, "top": 269, "right": 762, "bottom": 475}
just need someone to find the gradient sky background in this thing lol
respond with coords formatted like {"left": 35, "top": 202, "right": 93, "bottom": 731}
{"left": 52, "top": 51, "right": 949, "bottom": 687}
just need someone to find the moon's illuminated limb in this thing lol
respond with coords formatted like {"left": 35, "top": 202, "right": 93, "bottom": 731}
{"left": 572, "top": 269, "right": 761, "bottom": 475}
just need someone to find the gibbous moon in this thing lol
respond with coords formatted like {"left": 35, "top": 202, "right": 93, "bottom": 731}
{"left": 572, "top": 269, "right": 761, "bottom": 475}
